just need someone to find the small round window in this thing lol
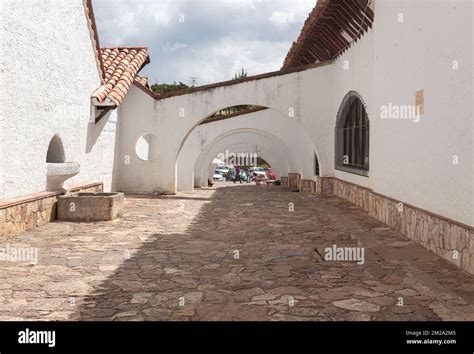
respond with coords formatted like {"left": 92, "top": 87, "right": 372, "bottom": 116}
{"left": 135, "top": 133, "right": 158, "bottom": 161}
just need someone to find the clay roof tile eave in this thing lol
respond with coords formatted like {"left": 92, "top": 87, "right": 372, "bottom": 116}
{"left": 93, "top": 46, "right": 150, "bottom": 107}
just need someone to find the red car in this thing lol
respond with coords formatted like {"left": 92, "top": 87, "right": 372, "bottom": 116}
{"left": 265, "top": 168, "right": 277, "bottom": 180}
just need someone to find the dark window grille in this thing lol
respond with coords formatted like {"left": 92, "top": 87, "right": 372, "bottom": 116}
{"left": 314, "top": 152, "right": 320, "bottom": 176}
{"left": 335, "top": 91, "right": 369, "bottom": 176}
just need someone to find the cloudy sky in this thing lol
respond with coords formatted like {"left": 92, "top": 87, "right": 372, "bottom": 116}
{"left": 93, "top": 0, "right": 315, "bottom": 86}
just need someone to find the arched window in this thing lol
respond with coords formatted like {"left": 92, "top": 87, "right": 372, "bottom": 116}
{"left": 46, "top": 135, "right": 65, "bottom": 163}
{"left": 335, "top": 91, "right": 369, "bottom": 175}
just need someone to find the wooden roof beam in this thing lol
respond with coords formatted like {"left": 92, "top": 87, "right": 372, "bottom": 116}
{"left": 312, "top": 30, "right": 339, "bottom": 56}
{"left": 313, "top": 26, "right": 345, "bottom": 54}
{"left": 310, "top": 42, "right": 331, "bottom": 61}
{"left": 324, "top": 10, "right": 360, "bottom": 39}
{"left": 332, "top": 4, "right": 364, "bottom": 40}
{"left": 352, "top": 0, "right": 374, "bottom": 23}
{"left": 342, "top": 0, "right": 369, "bottom": 33}
{"left": 320, "top": 21, "right": 350, "bottom": 48}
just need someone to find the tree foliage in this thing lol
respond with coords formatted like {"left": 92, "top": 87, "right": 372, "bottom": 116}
{"left": 150, "top": 81, "right": 189, "bottom": 95}
{"left": 233, "top": 68, "right": 248, "bottom": 80}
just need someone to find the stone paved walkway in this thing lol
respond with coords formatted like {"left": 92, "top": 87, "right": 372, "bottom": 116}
{"left": 0, "top": 183, "right": 473, "bottom": 321}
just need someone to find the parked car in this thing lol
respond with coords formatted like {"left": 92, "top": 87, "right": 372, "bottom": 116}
{"left": 226, "top": 169, "right": 236, "bottom": 181}
{"left": 249, "top": 166, "right": 267, "bottom": 178}
{"left": 213, "top": 170, "right": 225, "bottom": 181}
{"left": 265, "top": 168, "right": 277, "bottom": 180}
{"left": 216, "top": 165, "right": 229, "bottom": 175}
{"left": 239, "top": 170, "right": 249, "bottom": 182}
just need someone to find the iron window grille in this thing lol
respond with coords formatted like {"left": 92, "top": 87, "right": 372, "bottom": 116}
{"left": 335, "top": 91, "right": 369, "bottom": 176}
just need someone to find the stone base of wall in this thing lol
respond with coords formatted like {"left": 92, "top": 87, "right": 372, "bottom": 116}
{"left": 299, "top": 179, "right": 316, "bottom": 193}
{"left": 288, "top": 173, "right": 301, "bottom": 190}
{"left": 315, "top": 177, "right": 333, "bottom": 194}
{"left": 327, "top": 178, "right": 474, "bottom": 274}
{"left": 0, "top": 182, "right": 103, "bottom": 240}
{"left": 285, "top": 176, "right": 333, "bottom": 194}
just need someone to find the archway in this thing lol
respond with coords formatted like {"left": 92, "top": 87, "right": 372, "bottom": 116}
{"left": 200, "top": 143, "right": 286, "bottom": 188}
{"left": 119, "top": 65, "right": 336, "bottom": 194}
{"left": 193, "top": 131, "right": 297, "bottom": 189}
{"left": 177, "top": 107, "right": 318, "bottom": 192}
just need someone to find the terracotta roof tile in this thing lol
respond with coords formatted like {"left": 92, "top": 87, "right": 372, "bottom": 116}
{"left": 91, "top": 47, "right": 150, "bottom": 106}
{"left": 134, "top": 76, "right": 149, "bottom": 87}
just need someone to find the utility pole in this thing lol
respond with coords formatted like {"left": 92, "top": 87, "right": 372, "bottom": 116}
{"left": 190, "top": 76, "right": 198, "bottom": 87}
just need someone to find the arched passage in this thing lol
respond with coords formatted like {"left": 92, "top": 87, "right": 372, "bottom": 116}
{"left": 193, "top": 130, "right": 297, "bottom": 189}
{"left": 177, "top": 107, "right": 319, "bottom": 191}
{"left": 198, "top": 143, "right": 287, "bottom": 188}
{"left": 119, "top": 64, "right": 335, "bottom": 194}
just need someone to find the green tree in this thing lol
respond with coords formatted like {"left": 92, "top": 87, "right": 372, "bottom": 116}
{"left": 150, "top": 81, "right": 189, "bottom": 95}
{"left": 233, "top": 68, "right": 247, "bottom": 80}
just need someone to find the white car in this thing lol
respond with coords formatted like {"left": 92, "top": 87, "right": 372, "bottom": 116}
{"left": 213, "top": 170, "right": 225, "bottom": 181}
{"left": 216, "top": 165, "right": 229, "bottom": 174}
{"left": 249, "top": 166, "right": 266, "bottom": 177}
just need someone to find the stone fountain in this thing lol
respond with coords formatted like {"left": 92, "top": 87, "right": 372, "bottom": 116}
{"left": 46, "top": 162, "right": 80, "bottom": 192}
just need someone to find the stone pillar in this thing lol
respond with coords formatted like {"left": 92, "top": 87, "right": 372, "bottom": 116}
{"left": 288, "top": 173, "right": 301, "bottom": 190}
{"left": 315, "top": 177, "right": 334, "bottom": 194}
{"left": 299, "top": 179, "right": 316, "bottom": 193}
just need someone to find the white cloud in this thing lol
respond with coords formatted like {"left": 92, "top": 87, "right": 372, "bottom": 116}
{"left": 269, "top": 11, "right": 295, "bottom": 30}
{"left": 93, "top": 0, "right": 316, "bottom": 84}
{"left": 161, "top": 42, "right": 187, "bottom": 52}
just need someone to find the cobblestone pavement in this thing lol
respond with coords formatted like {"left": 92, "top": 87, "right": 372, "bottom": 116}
{"left": 0, "top": 183, "right": 473, "bottom": 321}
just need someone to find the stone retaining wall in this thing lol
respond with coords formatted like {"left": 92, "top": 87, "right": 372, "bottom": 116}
{"left": 329, "top": 178, "right": 473, "bottom": 274}
{"left": 298, "top": 177, "right": 333, "bottom": 195}
{"left": 0, "top": 183, "right": 103, "bottom": 240}
{"left": 286, "top": 175, "right": 473, "bottom": 273}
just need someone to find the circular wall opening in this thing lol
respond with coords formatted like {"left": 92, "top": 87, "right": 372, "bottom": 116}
{"left": 135, "top": 133, "right": 158, "bottom": 161}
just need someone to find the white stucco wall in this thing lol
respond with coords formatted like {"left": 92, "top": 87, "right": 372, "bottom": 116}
{"left": 329, "top": 0, "right": 473, "bottom": 225}
{"left": 120, "top": 64, "right": 335, "bottom": 194}
{"left": 369, "top": 0, "right": 473, "bottom": 226}
{"left": 0, "top": 0, "right": 119, "bottom": 199}
{"left": 117, "top": 0, "right": 472, "bottom": 226}
{"left": 116, "top": 85, "right": 158, "bottom": 193}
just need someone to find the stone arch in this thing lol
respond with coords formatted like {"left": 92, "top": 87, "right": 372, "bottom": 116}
{"left": 151, "top": 76, "right": 306, "bottom": 194}
{"left": 200, "top": 143, "right": 285, "bottom": 187}
{"left": 176, "top": 104, "right": 271, "bottom": 157}
{"left": 46, "top": 134, "right": 66, "bottom": 163}
{"left": 193, "top": 130, "right": 298, "bottom": 189}
{"left": 177, "top": 107, "right": 318, "bottom": 191}
{"left": 121, "top": 66, "right": 336, "bottom": 194}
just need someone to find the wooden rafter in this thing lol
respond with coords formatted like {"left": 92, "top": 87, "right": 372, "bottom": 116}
{"left": 282, "top": 0, "right": 374, "bottom": 69}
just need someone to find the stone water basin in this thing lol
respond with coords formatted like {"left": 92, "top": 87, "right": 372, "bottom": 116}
{"left": 57, "top": 192, "right": 124, "bottom": 221}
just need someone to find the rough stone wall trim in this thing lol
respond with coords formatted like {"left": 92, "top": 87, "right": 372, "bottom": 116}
{"left": 325, "top": 177, "right": 473, "bottom": 274}
{"left": 328, "top": 178, "right": 473, "bottom": 230}
{"left": 0, "top": 183, "right": 103, "bottom": 240}
{"left": 0, "top": 182, "right": 103, "bottom": 209}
